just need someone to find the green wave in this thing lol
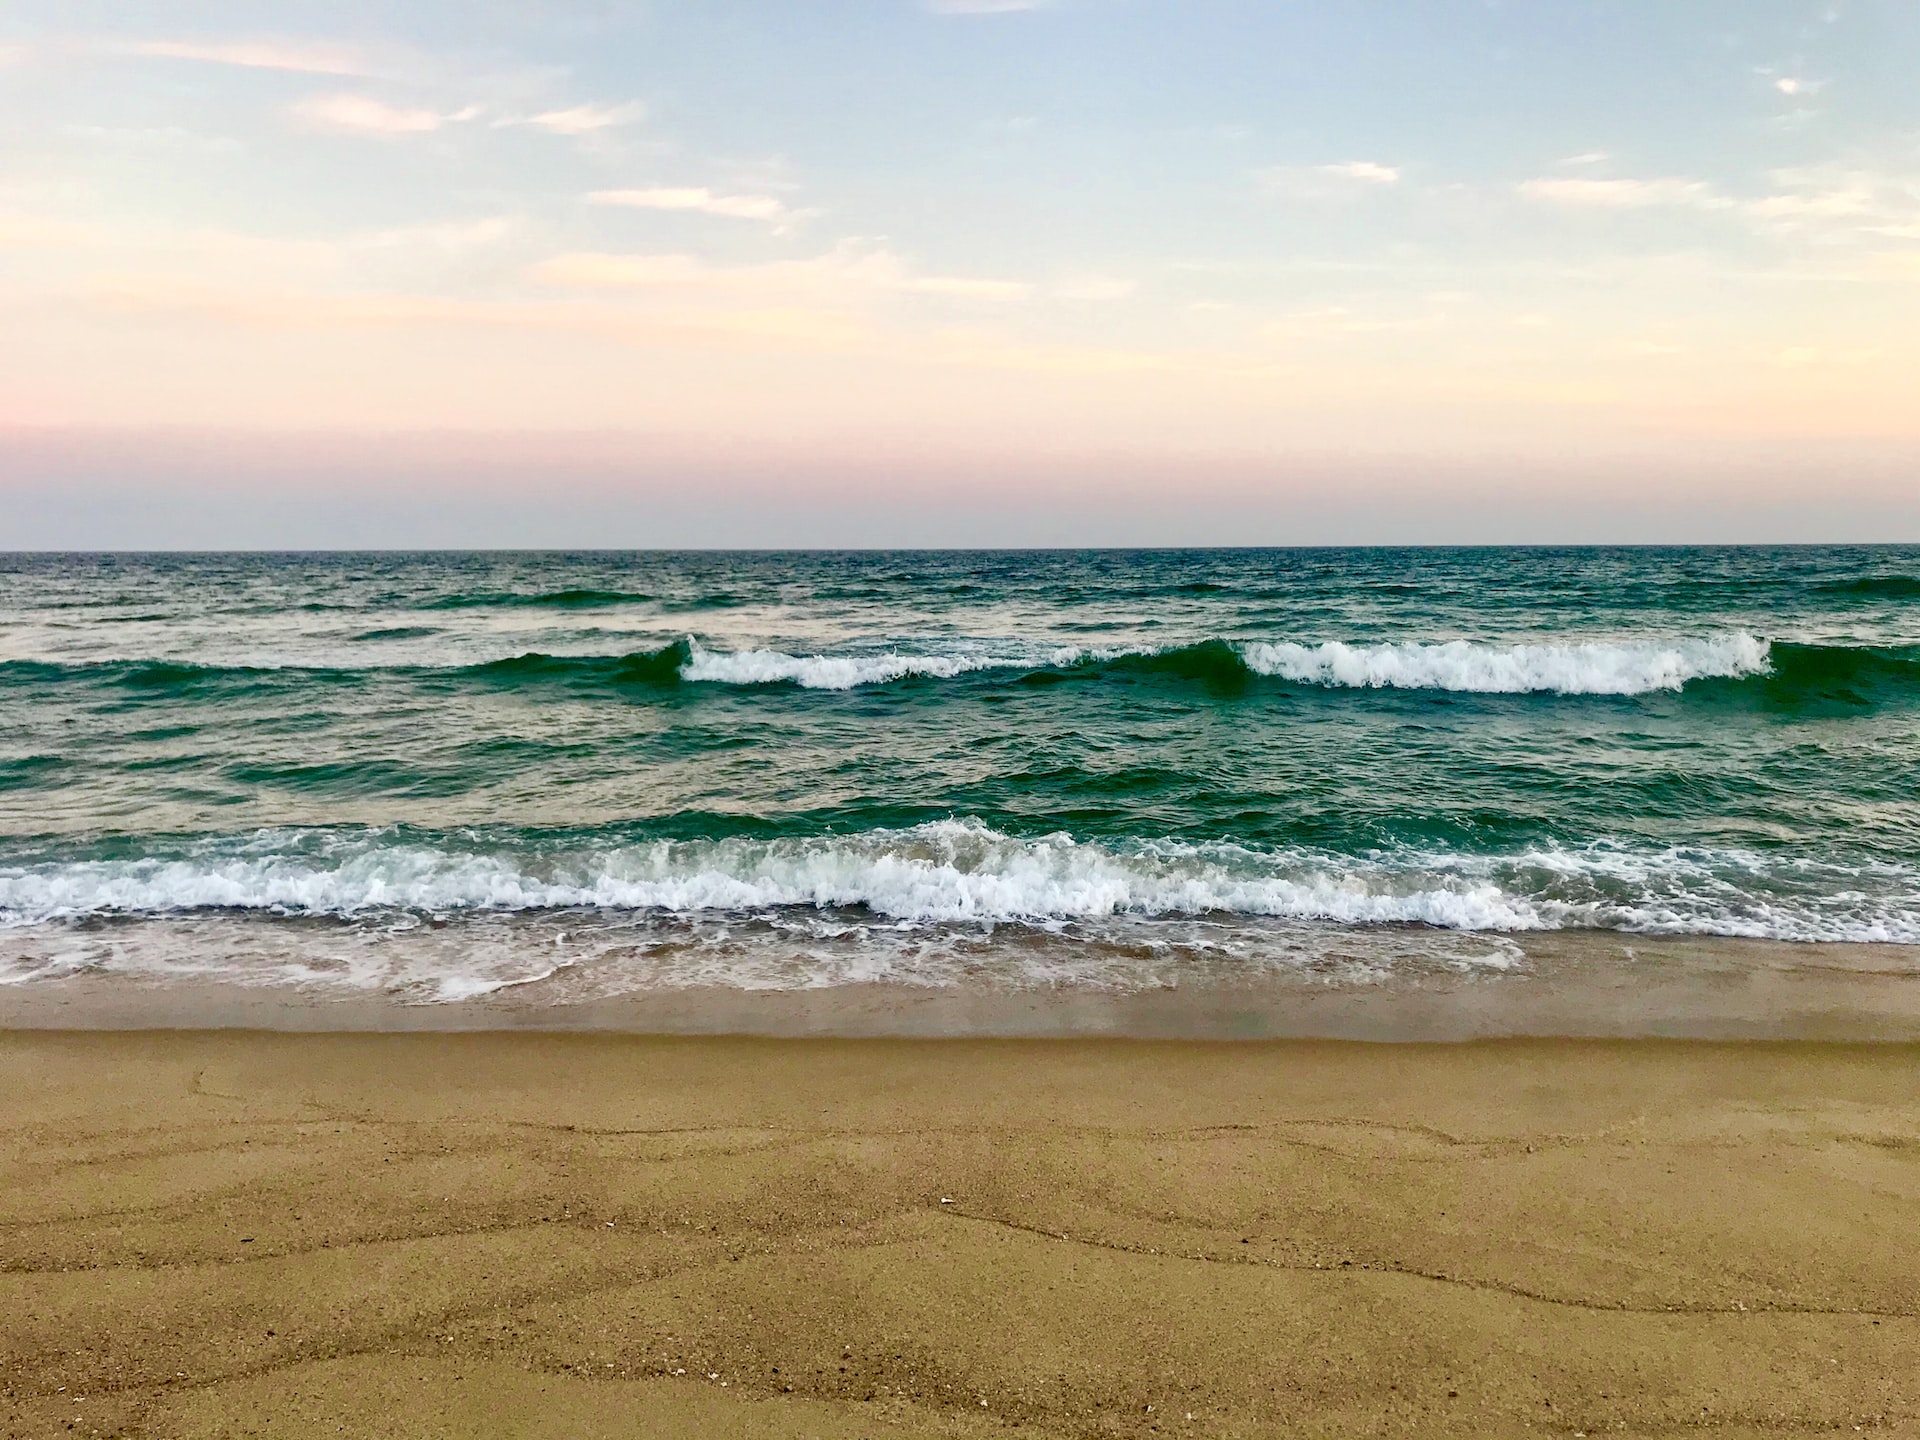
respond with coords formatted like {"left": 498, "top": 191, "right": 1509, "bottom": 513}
{"left": 1813, "top": 576, "right": 1920, "bottom": 599}
{"left": 1720, "top": 640, "right": 1920, "bottom": 708}
{"left": 461, "top": 642, "right": 690, "bottom": 686}
{"left": 2, "top": 639, "right": 1916, "bottom": 709}
{"left": 421, "top": 587, "right": 657, "bottom": 610}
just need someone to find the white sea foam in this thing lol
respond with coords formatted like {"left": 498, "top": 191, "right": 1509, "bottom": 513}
{"left": 670, "top": 633, "right": 1773, "bottom": 693}
{"left": 1237, "top": 633, "right": 1770, "bottom": 695}
{"left": 678, "top": 640, "right": 1059, "bottom": 689}
{"left": 0, "top": 908, "right": 1533, "bottom": 1000}
{"left": 1, "top": 820, "right": 1914, "bottom": 944}
{"left": 0, "top": 824, "right": 1535, "bottom": 929}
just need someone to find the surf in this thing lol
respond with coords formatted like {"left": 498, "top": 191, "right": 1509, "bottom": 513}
{"left": 4, "top": 820, "right": 1917, "bottom": 945}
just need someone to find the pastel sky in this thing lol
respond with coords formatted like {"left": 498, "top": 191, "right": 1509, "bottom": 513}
{"left": 2, "top": 0, "right": 1917, "bottom": 546}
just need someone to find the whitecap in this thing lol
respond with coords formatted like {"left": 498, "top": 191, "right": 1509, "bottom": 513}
{"left": 1237, "top": 633, "right": 1770, "bottom": 695}
{"left": 2, "top": 819, "right": 1915, "bottom": 944}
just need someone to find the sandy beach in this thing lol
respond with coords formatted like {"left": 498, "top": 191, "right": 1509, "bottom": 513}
{"left": 3, "top": 1031, "right": 1917, "bottom": 1438}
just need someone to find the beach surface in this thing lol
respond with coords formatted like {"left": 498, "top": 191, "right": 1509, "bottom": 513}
{"left": 3, "top": 1032, "right": 1918, "bottom": 1438}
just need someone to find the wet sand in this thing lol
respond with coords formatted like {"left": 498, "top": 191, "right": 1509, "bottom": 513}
{"left": 3, "top": 1030, "right": 1919, "bottom": 1438}
{"left": 5, "top": 932, "right": 1920, "bottom": 1041}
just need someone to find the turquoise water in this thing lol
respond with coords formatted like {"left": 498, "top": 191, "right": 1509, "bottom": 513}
{"left": 1, "top": 547, "right": 1916, "bottom": 999}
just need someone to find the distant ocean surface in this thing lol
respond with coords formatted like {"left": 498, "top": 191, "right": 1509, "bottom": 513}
{"left": 1, "top": 547, "right": 1917, "bottom": 1008}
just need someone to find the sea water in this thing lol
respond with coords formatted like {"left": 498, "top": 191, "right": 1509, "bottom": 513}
{"left": 1, "top": 547, "right": 1915, "bottom": 1008}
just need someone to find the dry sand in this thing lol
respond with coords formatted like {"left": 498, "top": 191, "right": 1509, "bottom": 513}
{"left": 3, "top": 1032, "right": 1918, "bottom": 1438}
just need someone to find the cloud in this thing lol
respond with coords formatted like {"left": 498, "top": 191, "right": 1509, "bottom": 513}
{"left": 923, "top": 333, "right": 1281, "bottom": 381}
{"left": 1747, "top": 165, "right": 1920, "bottom": 244}
{"left": 1257, "top": 162, "right": 1402, "bottom": 201}
{"left": 1558, "top": 151, "right": 1610, "bottom": 167}
{"left": 1770, "top": 346, "right": 1885, "bottom": 367}
{"left": 121, "top": 39, "right": 374, "bottom": 77}
{"left": 1518, "top": 176, "right": 1729, "bottom": 209}
{"left": 532, "top": 253, "right": 715, "bottom": 288}
{"left": 1265, "top": 305, "right": 1447, "bottom": 340}
{"left": 1319, "top": 161, "right": 1399, "bottom": 185}
{"left": 925, "top": 0, "right": 1050, "bottom": 12}
{"left": 0, "top": 43, "right": 28, "bottom": 66}
{"left": 1766, "top": 73, "right": 1825, "bottom": 98}
{"left": 589, "top": 188, "right": 792, "bottom": 223}
{"left": 892, "top": 275, "right": 1031, "bottom": 300}
{"left": 75, "top": 281, "right": 877, "bottom": 352}
{"left": 516, "top": 102, "right": 646, "bottom": 135}
{"left": 532, "top": 242, "right": 1030, "bottom": 304}
{"left": 290, "top": 94, "right": 474, "bottom": 136}
{"left": 1750, "top": 185, "right": 1874, "bottom": 221}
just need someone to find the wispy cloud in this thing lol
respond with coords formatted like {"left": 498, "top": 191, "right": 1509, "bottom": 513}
{"left": 120, "top": 38, "right": 375, "bottom": 77}
{"left": 1256, "top": 162, "right": 1403, "bottom": 201}
{"left": 0, "top": 209, "right": 521, "bottom": 288}
{"left": 110, "top": 36, "right": 582, "bottom": 112}
{"left": 1319, "top": 161, "right": 1400, "bottom": 185}
{"left": 75, "top": 282, "right": 879, "bottom": 353}
{"left": 1770, "top": 345, "right": 1886, "bottom": 367}
{"left": 0, "top": 43, "right": 29, "bottom": 67}
{"left": 532, "top": 242, "right": 1030, "bottom": 304}
{"left": 1758, "top": 66, "right": 1826, "bottom": 99}
{"left": 589, "top": 188, "right": 793, "bottom": 224}
{"left": 290, "top": 94, "right": 477, "bottom": 136}
{"left": 513, "top": 102, "right": 647, "bottom": 136}
{"left": 534, "top": 253, "right": 715, "bottom": 288}
{"left": 1558, "top": 151, "right": 1610, "bottom": 167}
{"left": 1747, "top": 164, "right": 1920, "bottom": 247}
{"left": 1519, "top": 176, "right": 1729, "bottom": 209}
{"left": 1750, "top": 182, "right": 1875, "bottom": 220}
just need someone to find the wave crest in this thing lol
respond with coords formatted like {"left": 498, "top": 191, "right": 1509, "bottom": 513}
{"left": 6, "top": 632, "right": 1908, "bottom": 704}
{"left": 678, "top": 641, "right": 1025, "bottom": 689}
{"left": 673, "top": 632, "right": 1776, "bottom": 695}
{"left": 2, "top": 820, "right": 1915, "bottom": 943}
{"left": 1240, "top": 634, "right": 1770, "bottom": 695}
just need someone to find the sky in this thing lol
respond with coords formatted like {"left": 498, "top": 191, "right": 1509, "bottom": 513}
{"left": 1, "top": 0, "right": 1917, "bottom": 546}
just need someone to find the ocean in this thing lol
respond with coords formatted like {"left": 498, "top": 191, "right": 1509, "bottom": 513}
{"left": 1, "top": 546, "right": 1916, "bottom": 1028}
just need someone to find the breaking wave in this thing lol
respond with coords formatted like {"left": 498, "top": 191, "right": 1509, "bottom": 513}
{"left": 1237, "top": 633, "right": 1770, "bottom": 694}
{"left": 677, "top": 641, "right": 1034, "bottom": 689}
{"left": 2, "top": 820, "right": 1915, "bottom": 944}
{"left": 676, "top": 631, "right": 1782, "bottom": 695}
{"left": 4, "top": 633, "right": 1914, "bottom": 704}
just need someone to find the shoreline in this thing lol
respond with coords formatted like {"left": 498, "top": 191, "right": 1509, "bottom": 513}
{"left": 4, "top": 1030, "right": 1917, "bottom": 1437}
{"left": 3, "top": 931, "right": 1917, "bottom": 1040}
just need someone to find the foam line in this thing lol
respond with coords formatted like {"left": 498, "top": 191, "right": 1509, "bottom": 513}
{"left": 2, "top": 820, "right": 1914, "bottom": 943}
